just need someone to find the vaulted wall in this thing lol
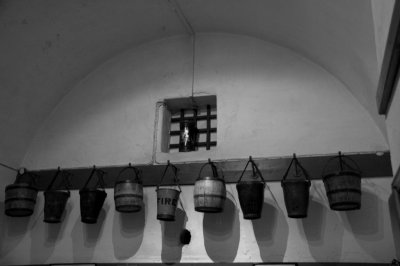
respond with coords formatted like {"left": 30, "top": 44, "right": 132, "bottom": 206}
{"left": 0, "top": 34, "right": 396, "bottom": 265}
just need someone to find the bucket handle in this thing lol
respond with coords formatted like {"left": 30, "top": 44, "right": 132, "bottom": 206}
{"left": 321, "top": 151, "right": 362, "bottom": 177}
{"left": 197, "top": 158, "right": 224, "bottom": 181}
{"left": 14, "top": 168, "right": 38, "bottom": 186}
{"left": 116, "top": 163, "right": 141, "bottom": 183}
{"left": 46, "top": 166, "right": 72, "bottom": 193}
{"left": 237, "top": 156, "right": 266, "bottom": 185}
{"left": 282, "top": 154, "right": 311, "bottom": 181}
{"left": 82, "top": 165, "right": 106, "bottom": 190}
{"left": 156, "top": 160, "right": 182, "bottom": 192}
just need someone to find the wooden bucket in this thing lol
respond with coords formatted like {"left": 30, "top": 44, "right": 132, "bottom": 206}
{"left": 322, "top": 152, "right": 362, "bottom": 211}
{"left": 80, "top": 166, "right": 107, "bottom": 223}
{"left": 44, "top": 167, "right": 71, "bottom": 223}
{"left": 236, "top": 156, "right": 266, "bottom": 219}
{"left": 156, "top": 161, "right": 181, "bottom": 221}
{"left": 114, "top": 163, "right": 143, "bottom": 213}
{"left": 194, "top": 159, "right": 226, "bottom": 213}
{"left": 5, "top": 169, "right": 38, "bottom": 217}
{"left": 281, "top": 154, "right": 311, "bottom": 218}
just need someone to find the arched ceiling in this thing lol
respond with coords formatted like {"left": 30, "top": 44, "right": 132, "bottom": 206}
{"left": 0, "top": 0, "right": 390, "bottom": 167}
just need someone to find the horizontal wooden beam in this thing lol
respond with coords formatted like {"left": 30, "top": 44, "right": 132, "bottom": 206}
{"left": 377, "top": 0, "right": 400, "bottom": 115}
{"left": 27, "top": 152, "right": 392, "bottom": 191}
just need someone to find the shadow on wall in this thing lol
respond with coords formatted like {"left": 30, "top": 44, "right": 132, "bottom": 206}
{"left": 203, "top": 196, "right": 240, "bottom": 262}
{"left": 30, "top": 199, "right": 74, "bottom": 263}
{"left": 252, "top": 199, "right": 289, "bottom": 262}
{"left": 0, "top": 200, "right": 32, "bottom": 258}
{"left": 112, "top": 204, "right": 145, "bottom": 260}
{"left": 71, "top": 204, "right": 109, "bottom": 262}
{"left": 340, "top": 186, "right": 389, "bottom": 261}
{"left": 298, "top": 192, "right": 344, "bottom": 261}
{"left": 389, "top": 190, "right": 400, "bottom": 259}
{"left": 161, "top": 207, "right": 187, "bottom": 263}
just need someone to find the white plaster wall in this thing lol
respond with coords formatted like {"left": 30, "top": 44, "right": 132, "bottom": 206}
{"left": 0, "top": 178, "right": 395, "bottom": 265}
{"left": 22, "top": 34, "right": 387, "bottom": 169}
{"left": 0, "top": 34, "right": 394, "bottom": 265}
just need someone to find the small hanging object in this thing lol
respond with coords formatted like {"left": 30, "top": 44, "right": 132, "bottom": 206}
{"left": 236, "top": 156, "right": 266, "bottom": 220}
{"left": 79, "top": 166, "right": 107, "bottom": 223}
{"left": 180, "top": 229, "right": 191, "bottom": 245}
{"left": 322, "top": 151, "right": 362, "bottom": 211}
{"left": 156, "top": 161, "right": 182, "bottom": 221}
{"left": 194, "top": 158, "right": 226, "bottom": 213}
{"left": 281, "top": 154, "right": 311, "bottom": 218}
{"left": 43, "top": 167, "right": 71, "bottom": 223}
{"left": 5, "top": 168, "right": 38, "bottom": 217}
{"left": 114, "top": 163, "right": 143, "bottom": 213}
{"left": 179, "top": 116, "right": 198, "bottom": 152}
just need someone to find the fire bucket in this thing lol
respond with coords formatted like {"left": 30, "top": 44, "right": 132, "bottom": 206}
{"left": 80, "top": 166, "right": 107, "bottom": 224}
{"left": 281, "top": 154, "right": 311, "bottom": 218}
{"left": 322, "top": 152, "right": 361, "bottom": 211}
{"left": 156, "top": 161, "right": 181, "bottom": 221}
{"left": 236, "top": 156, "right": 266, "bottom": 220}
{"left": 194, "top": 159, "right": 226, "bottom": 213}
{"left": 5, "top": 169, "right": 38, "bottom": 217}
{"left": 44, "top": 167, "right": 71, "bottom": 223}
{"left": 114, "top": 163, "right": 143, "bottom": 213}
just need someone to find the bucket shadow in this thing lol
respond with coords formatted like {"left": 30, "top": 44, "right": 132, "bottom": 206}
{"left": 72, "top": 204, "right": 108, "bottom": 261}
{"left": 299, "top": 197, "right": 343, "bottom": 261}
{"left": 30, "top": 201, "right": 73, "bottom": 262}
{"left": 112, "top": 206, "right": 145, "bottom": 260}
{"left": 252, "top": 200, "right": 288, "bottom": 261}
{"left": 1, "top": 200, "right": 32, "bottom": 257}
{"left": 339, "top": 188, "right": 388, "bottom": 261}
{"left": 203, "top": 197, "right": 240, "bottom": 262}
{"left": 161, "top": 208, "right": 188, "bottom": 263}
{"left": 389, "top": 191, "right": 400, "bottom": 259}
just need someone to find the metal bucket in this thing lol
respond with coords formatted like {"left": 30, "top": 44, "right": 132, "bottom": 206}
{"left": 5, "top": 169, "right": 38, "bottom": 217}
{"left": 194, "top": 159, "right": 226, "bottom": 213}
{"left": 237, "top": 181, "right": 264, "bottom": 219}
{"left": 44, "top": 190, "right": 70, "bottom": 223}
{"left": 236, "top": 156, "right": 266, "bottom": 219}
{"left": 114, "top": 163, "right": 143, "bottom": 213}
{"left": 43, "top": 167, "right": 71, "bottom": 223}
{"left": 156, "top": 161, "right": 182, "bottom": 221}
{"left": 281, "top": 154, "right": 311, "bottom": 218}
{"left": 322, "top": 152, "right": 362, "bottom": 211}
{"left": 157, "top": 188, "right": 180, "bottom": 221}
{"left": 79, "top": 166, "right": 107, "bottom": 223}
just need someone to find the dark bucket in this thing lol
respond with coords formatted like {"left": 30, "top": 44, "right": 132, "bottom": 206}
{"left": 5, "top": 183, "right": 38, "bottom": 217}
{"left": 44, "top": 190, "right": 70, "bottom": 223}
{"left": 281, "top": 179, "right": 311, "bottom": 218}
{"left": 323, "top": 170, "right": 361, "bottom": 211}
{"left": 80, "top": 188, "right": 107, "bottom": 224}
{"left": 236, "top": 181, "right": 264, "bottom": 219}
{"left": 157, "top": 188, "right": 180, "bottom": 221}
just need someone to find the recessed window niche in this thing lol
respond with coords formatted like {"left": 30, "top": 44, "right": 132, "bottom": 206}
{"left": 159, "top": 95, "right": 217, "bottom": 154}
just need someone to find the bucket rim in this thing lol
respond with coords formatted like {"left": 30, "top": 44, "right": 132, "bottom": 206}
{"left": 44, "top": 190, "right": 70, "bottom": 196}
{"left": 323, "top": 170, "right": 361, "bottom": 180}
{"left": 5, "top": 183, "right": 38, "bottom": 191}
{"left": 79, "top": 188, "right": 107, "bottom": 194}
{"left": 156, "top": 187, "right": 181, "bottom": 192}
{"left": 115, "top": 179, "right": 143, "bottom": 185}
{"left": 196, "top": 175, "right": 225, "bottom": 182}
{"left": 281, "top": 179, "right": 311, "bottom": 185}
{"left": 236, "top": 180, "right": 265, "bottom": 186}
